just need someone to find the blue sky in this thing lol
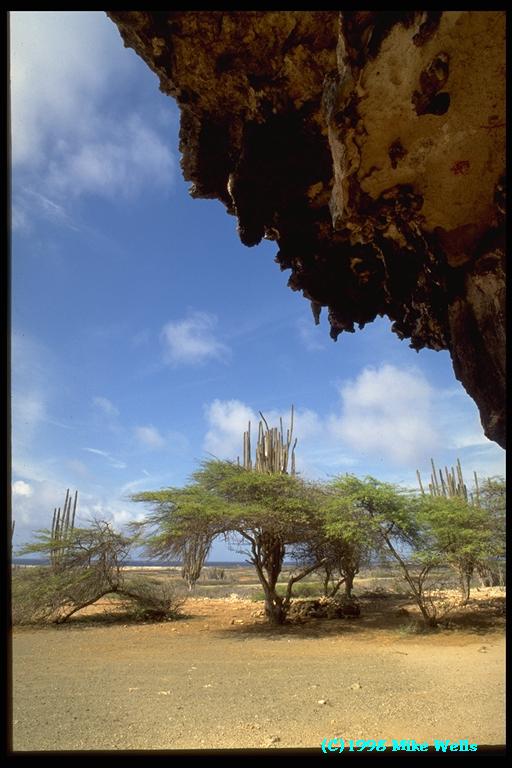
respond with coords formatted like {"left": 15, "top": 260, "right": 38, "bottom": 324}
{"left": 10, "top": 12, "right": 505, "bottom": 560}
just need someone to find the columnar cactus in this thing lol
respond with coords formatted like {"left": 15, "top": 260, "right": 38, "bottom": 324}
{"left": 50, "top": 489, "right": 78, "bottom": 571}
{"left": 417, "top": 459, "right": 480, "bottom": 505}
{"left": 241, "top": 405, "right": 297, "bottom": 475}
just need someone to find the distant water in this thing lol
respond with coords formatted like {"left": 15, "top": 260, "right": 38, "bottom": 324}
{"left": 11, "top": 558, "right": 250, "bottom": 567}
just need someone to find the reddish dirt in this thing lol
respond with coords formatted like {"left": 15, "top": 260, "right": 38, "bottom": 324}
{"left": 12, "top": 592, "right": 505, "bottom": 751}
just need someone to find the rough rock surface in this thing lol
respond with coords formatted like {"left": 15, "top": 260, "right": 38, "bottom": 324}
{"left": 288, "top": 596, "right": 361, "bottom": 621}
{"left": 108, "top": 11, "right": 506, "bottom": 447}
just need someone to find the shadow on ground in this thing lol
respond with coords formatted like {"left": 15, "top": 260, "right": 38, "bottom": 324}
{"left": 198, "top": 594, "right": 506, "bottom": 641}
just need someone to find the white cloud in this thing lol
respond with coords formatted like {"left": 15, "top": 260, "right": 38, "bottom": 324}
{"left": 46, "top": 115, "right": 175, "bottom": 200}
{"left": 93, "top": 396, "right": 119, "bottom": 418}
{"left": 161, "top": 312, "right": 230, "bottom": 366}
{"left": 12, "top": 480, "right": 33, "bottom": 497}
{"left": 11, "top": 456, "right": 145, "bottom": 551}
{"left": 11, "top": 457, "right": 82, "bottom": 537}
{"left": 203, "top": 400, "right": 336, "bottom": 469}
{"left": 134, "top": 425, "right": 166, "bottom": 450}
{"left": 204, "top": 400, "right": 257, "bottom": 459}
{"left": 330, "top": 364, "right": 439, "bottom": 464}
{"left": 450, "top": 431, "right": 491, "bottom": 450}
{"left": 10, "top": 12, "right": 175, "bottom": 203}
{"left": 203, "top": 367, "right": 471, "bottom": 476}
{"left": 109, "top": 507, "right": 146, "bottom": 527}
{"left": 11, "top": 12, "right": 126, "bottom": 166}
{"left": 437, "top": 405, "right": 492, "bottom": 451}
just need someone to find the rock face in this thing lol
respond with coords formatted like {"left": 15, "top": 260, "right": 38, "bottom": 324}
{"left": 108, "top": 11, "right": 506, "bottom": 447}
{"left": 288, "top": 596, "right": 361, "bottom": 621}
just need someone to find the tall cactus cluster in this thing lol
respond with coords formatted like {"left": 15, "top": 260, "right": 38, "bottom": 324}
{"left": 50, "top": 489, "right": 78, "bottom": 571}
{"left": 240, "top": 405, "right": 297, "bottom": 475}
{"left": 417, "top": 458, "right": 480, "bottom": 505}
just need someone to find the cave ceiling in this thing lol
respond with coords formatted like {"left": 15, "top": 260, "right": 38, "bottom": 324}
{"left": 107, "top": 11, "right": 506, "bottom": 448}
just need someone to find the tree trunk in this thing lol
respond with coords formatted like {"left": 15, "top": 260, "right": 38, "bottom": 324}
{"left": 265, "top": 598, "right": 286, "bottom": 625}
{"left": 458, "top": 566, "right": 473, "bottom": 605}
{"left": 259, "top": 579, "right": 286, "bottom": 624}
{"left": 476, "top": 563, "right": 501, "bottom": 588}
{"left": 344, "top": 572, "right": 354, "bottom": 599}
{"left": 423, "top": 613, "right": 439, "bottom": 628}
{"left": 55, "top": 587, "right": 117, "bottom": 624}
{"left": 323, "top": 569, "right": 331, "bottom": 597}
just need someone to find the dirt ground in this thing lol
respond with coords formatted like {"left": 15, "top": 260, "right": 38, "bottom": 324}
{"left": 11, "top": 587, "right": 505, "bottom": 751}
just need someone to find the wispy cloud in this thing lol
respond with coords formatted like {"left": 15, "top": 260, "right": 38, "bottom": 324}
{"left": 10, "top": 11, "right": 175, "bottom": 207}
{"left": 93, "top": 396, "right": 119, "bottom": 418}
{"left": 134, "top": 425, "right": 166, "bottom": 450}
{"left": 11, "top": 202, "right": 30, "bottom": 232}
{"left": 46, "top": 115, "right": 175, "bottom": 201}
{"left": 83, "top": 447, "right": 126, "bottom": 469}
{"left": 161, "top": 311, "right": 230, "bottom": 366}
{"left": 66, "top": 459, "right": 89, "bottom": 478}
{"left": 11, "top": 391, "right": 46, "bottom": 436}
{"left": 11, "top": 331, "right": 52, "bottom": 458}
{"left": 12, "top": 187, "right": 82, "bottom": 234}
{"left": 297, "top": 317, "right": 326, "bottom": 351}
{"left": 83, "top": 447, "right": 109, "bottom": 457}
{"left": 450, "top": 431, "right": 491, "bottom": 450}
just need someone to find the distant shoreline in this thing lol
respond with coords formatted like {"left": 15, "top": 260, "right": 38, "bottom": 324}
{"left": 11, "top": 558, "right": 252, "bottom": 568}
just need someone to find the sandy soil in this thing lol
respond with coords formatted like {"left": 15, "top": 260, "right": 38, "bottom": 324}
{"left": 11, "top": 592, "right": 505, "bottom": 751}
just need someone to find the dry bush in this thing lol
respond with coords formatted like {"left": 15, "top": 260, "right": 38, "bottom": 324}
{"left": 11, "top": 568, "right": 185, "bottom": 626}
{"left": 11, "top": 565, "right": 117, "bottom": 625}
{"left": 206, "top": 567, "right": 226, "bottom": 581}
{"left": 421, "top": 585, "right": 464, "bottom": 624}
{"left": 11, "top": 567, "right": 54, "bottom": 625}
{"left": 119, "top": 577, "right": 185, "bottom": 621}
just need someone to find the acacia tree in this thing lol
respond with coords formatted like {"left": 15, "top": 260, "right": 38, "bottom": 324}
{"left": 295, "top": 490, "right": 374, "bottom": 599}
{"left": 17, "top": 520, "right": 132, "bottom": 623}
{"left": 15, "top": 519, "right": 182, "bottom": 624}
{"left": 132, "top": 460, "right": 327, "bottom": 625}
{"left": 416, "top": 461, "right": 505, "bottom": 596}
{"left": 330, "top": 474, "right": 502, "bottom": 624}
{"left": 130, "top": 486, "right": 222, "bottom": 590}
{"left": 415, "top": 494, "right": 497, "bottom": 604}
{"left": 327, "top": 475, "right": 446, "bottom": 627}
{"left": 199, "top": 461, "right": 328, "bottom": 624}
{"left": 474, "top": 476, "right": 506, "bottom": 587}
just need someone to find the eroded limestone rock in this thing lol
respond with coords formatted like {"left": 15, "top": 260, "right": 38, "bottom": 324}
{"left": 108, "top": 11, "right": 506, "bottom": 447}
{"left": 288, "top": 596, "right": 361, "bottom": 621}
